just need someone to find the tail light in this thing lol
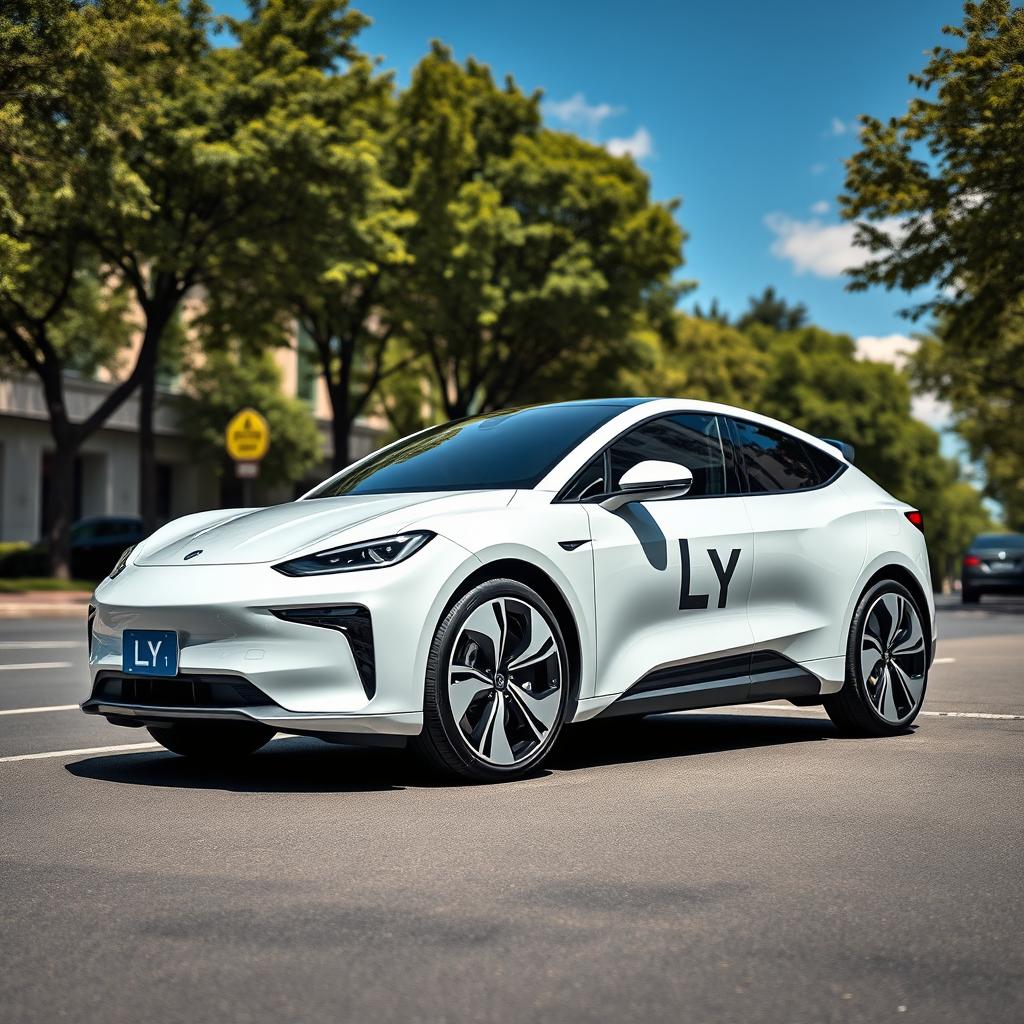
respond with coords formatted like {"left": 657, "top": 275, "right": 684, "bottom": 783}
{"left": 905, "top": 510, "right": 924, "bottom": 532}
{"left": 963, "top": 554, "right": 981, "bottom": 568}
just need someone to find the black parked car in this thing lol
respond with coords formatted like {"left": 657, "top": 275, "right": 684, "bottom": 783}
{"left": 69, "top": 517, "right": 146, "bottom": 581}
{"left": 961, "top": 533, "right": 1024, "bottom": 604}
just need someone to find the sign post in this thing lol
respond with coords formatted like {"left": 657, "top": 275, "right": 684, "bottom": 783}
{"left": 225, "top": 408, "right": 270, "bottom": 505}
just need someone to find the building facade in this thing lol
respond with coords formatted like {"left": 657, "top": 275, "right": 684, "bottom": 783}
{"left": 0, "top": 342, "right": 382, "bottom": 543}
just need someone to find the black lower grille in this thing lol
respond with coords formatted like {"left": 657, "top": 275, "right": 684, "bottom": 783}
{"left": 271, "top": 605, "right": 376, "bottom": 698}
{"left": 87, "top": 605, "right": 96, "bottom": 658}
{"left": 92, "top": 673, "right": 271, "bottom": 709}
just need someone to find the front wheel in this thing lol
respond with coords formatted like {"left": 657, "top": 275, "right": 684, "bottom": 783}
{"left": 413, "top": 578, "right": 570, "bottom": 782}
{"left": 146, "top": 720, "right": 275, "bottom": 760}
{"left": 824, "top": 580, "right": 928, "bottom": 736}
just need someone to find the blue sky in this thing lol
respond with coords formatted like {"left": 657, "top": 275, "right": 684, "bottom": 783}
{"left": 217, "top": 1, "right": 964, "bottom": 344}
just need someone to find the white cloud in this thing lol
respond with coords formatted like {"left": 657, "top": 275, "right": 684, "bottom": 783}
{"left": 855, "top": 333, "right": 918, "bottom": 366}
{"left": 855, "top": 334, "right": 950, "bottom": 428}
{"left": 827, "top": 117, "right": 860, "bottom": 137}
{"left": 809, "top": 162, "right": 827, "bottom": 175}
{"left": 606, "top": 126, "right": 653, "bottom": 161}
{"left": 544, "top": 92, "right": 622, "bottom": 134}
{"left": 810, "top": 199, "right": 830, "bottom": 215}
{"left": 764, "top": 212, "right": 904, "bottom": 278}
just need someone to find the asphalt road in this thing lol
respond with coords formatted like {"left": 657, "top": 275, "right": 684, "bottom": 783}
{"left": 2, "top": 597, "right": 1022, "bottom": 1023}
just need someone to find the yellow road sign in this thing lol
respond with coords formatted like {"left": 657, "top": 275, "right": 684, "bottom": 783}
{"left": 225, "top": 408, "right": 270, "bottom": 462}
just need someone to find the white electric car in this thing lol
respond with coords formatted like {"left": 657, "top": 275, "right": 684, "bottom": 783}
{"left": 83, "top": 398, "right": 935, "bottom": 781}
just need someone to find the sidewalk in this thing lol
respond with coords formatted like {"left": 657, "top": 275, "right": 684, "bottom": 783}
{"left": 0, "top": 591, "right": 92, "bottom": 619}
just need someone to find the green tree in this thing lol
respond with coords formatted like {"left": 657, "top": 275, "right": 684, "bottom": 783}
{"left": 205, "top": 17, "right": 416, "bottom": 471}
{"left": 0, "top": 0, "right": 182, "bottom": 576}
{"left": 842, "top": 0, "right": 1024, "bottom": 519}
{"left": 89, "top": 0, "right": 377, "bottom": 528}
{"left": 176, "top": 349, "right": 321, "bottom": 493}
{"left": 736, "top": 286, "right": 808, "bottom": 332}
{"left": 620, "top": 311, "right": 767, "bottom": 405}
{"left": 691, "top": 297, "right": 730, "bottom": 325}
{"left": 916, "top": 316, "right": 1024, "bottom": 527}
{"left": 391, "top": 45, "right": 684, "bottom": 418}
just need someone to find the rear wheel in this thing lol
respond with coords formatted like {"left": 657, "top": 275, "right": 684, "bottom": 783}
{"left": 146, "top": 720, "right": 275, "bottom": 760}
{"left": 413, "top": 578, "right": 569, "bottom": 782}
{"left": 824, "top": 580, "right": 928, "bottom": 736}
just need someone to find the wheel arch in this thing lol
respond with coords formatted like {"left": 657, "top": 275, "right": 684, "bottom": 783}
{"left": 856, "top": 562, "right": 935, "bottom": 667}
{"left": 438, "top": 557, "right": 584, "bottom": 723}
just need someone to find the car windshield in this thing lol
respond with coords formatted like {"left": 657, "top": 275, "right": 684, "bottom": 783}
{"left": 971, "top": 534, "right": 1024, "bottom": 549}
{"left": 306, "top": 404, "right": 626, "bottom": 497}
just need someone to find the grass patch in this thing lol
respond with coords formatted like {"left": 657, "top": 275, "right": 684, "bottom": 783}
{"left": 0, "top": 578, "right": 95, "bottom": 593}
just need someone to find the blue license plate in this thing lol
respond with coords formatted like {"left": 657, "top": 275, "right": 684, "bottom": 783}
{"left": 122, "top": 629, "right": 179, "bottom": 676}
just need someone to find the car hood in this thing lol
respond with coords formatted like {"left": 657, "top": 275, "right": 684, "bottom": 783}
{"left": 135, "top": 492, "right": 497, "bottom": 567}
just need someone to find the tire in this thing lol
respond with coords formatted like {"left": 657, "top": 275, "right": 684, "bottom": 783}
{"left": 146, "top": 720, "right": 275, "bottom": 760}
{"left": 961, "top": 587, "right": 980, "bottom": 604}
{"left": 824, "top": 579, "right": 928, "bottom": 736}
{"left": 413, "top": 578, "right": 570, "bottom": 782}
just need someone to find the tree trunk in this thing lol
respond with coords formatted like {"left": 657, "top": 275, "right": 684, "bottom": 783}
{"left": 138, "top": 356, "right": 159, "bottom": 533}
{"left": 46, "top": 440, "right": 77, "bottom": 581}
{"left": 327, "top": 379, "right": 352, "bottom": 472}
{"left": 136, "top": 299, "right": 174, "bottom": 534}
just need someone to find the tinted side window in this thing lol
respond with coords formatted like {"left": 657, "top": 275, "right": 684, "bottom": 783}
{"left": 607, "top": 414, "right": 733, "bottom": 498}
{"left": 804, "top": 444, "right": 842, "bottom": 485}
{"left": 729, "top": 419, "right": 821, "bottom": 492}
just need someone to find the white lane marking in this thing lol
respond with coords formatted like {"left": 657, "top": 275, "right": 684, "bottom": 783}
{"left": 0, "top": 733, "right": 300, "bottom": 765}
{"left": 0, "top": 741, "right": 161, "bottom": 763}
{"left": 922, "top": 710, "right": 1024, "bottom": 720}
{"left": 0, "top": 704, "right": 78, "bottom": 716}
{"left": 934, "top": 657, "right": 956, "bottom": 664}
{"left": 0, "top": 641, "right": 84, "bottom": 650}
{"left": 0, "top": 661, "right": 73, "bottom": 672}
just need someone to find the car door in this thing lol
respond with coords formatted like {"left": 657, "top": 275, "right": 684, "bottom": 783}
{"left": 571, "top": 412, "right": 755, "bottom": 702}
{"left": 725, "top": 416, "right": 867, "bottom": 690}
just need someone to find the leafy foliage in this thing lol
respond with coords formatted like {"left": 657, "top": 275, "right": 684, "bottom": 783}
{"left": 0, "top": 0, "right": 192, "bottom": 574}
{"left": 915, "top": 315, "right": 1024, "bottom": 527}
{"left": 842, "top": 0, "right": 1024, "bottom": 523}
{"left": 202, "top": 11, "right": 415, "bottom": 469}
{"left": 736, "top": 286, "right": 808, "bottom": 333}
{"left": 176, "top": 349, "right": 322, "bottom": 489}
{"left": 842, "top": 0, "right": 1024, "bottom": 330}
{"left": 390, "top": 45, "right": 684, "bottom": 418}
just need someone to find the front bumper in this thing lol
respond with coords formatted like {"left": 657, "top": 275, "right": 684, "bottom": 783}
{"left": 85, "top": 533, "right": 474, "bottom": 735}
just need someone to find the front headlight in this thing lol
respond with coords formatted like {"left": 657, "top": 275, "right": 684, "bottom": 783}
{"left": 272, "top": 531, "right": 434, "bottom": 577}
{"left": 109, "top": 544, "right": 136, "bottom": 579}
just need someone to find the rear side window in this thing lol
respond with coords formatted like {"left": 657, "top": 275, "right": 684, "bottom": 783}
{"left": 728, "top": 418, "right": 831, "bottom": 493}
{"left": 804, "top": 444, "right": 843, "bottom": 485}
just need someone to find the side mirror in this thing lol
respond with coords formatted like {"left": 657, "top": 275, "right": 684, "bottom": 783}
{"left": 600, "top": 461, "right": 693, "bottom": 512}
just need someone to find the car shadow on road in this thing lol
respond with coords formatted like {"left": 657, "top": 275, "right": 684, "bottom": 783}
{"left": 64, "top": 736, "right": 432, "bottom": 793}
{"left": 64, "top": 711, "right": 859, "bottom": 793}
{"left": 551, "top": 712, "right": 842, "bottom": 772}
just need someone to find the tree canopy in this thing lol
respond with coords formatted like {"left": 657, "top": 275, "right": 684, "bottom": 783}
{"left": 842, "top": 0, "right": 1024, "bottom": 526}
{"left": 390, "top": 44, "right": 685, "bottom": 418}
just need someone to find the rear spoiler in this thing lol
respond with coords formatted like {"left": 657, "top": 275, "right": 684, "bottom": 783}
{"left": 821, "top": 438, "right": 855, "bottom": 464}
